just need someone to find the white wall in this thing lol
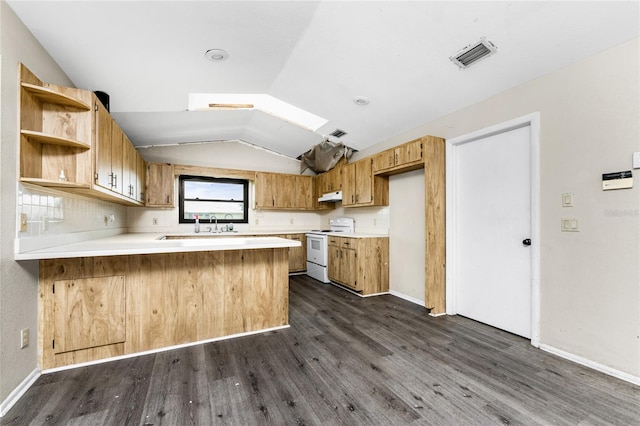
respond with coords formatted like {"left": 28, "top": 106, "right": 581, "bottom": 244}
{"left": 0, "top": 1, "right": 131, "bottom": 409}
{"left": 388, "top": 170, "right": 425, "bottom": 303}
{"left": 356, "top": 38, "right": 640, "bottom": 379}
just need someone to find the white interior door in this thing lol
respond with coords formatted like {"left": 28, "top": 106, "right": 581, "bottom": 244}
{"left": 453, "top": 125, "right": 532, "bottom": 338}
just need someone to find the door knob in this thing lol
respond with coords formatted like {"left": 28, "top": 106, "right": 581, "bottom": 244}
{"left": 522, "top": 238, "right": 532, "bottom": 246}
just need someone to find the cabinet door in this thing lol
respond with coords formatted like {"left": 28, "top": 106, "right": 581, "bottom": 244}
{"left": 255, "top": 172, "right": 276, "bottom": 208}
{"left": 135, "top": 151, "right": 146, "bottom": 203}
{"left": 395, "top": 139, "right": 423, "bottom": 166}
{"left": 146, "top": 162, "right": 174, "bottom": 207}
{"left": 110, "top": 123, "right": 124, "bottom": 195}
{"left": 122, "top": 134, "right": 136, "bottom": 199}
{"left": 294, "top": 175, "right": 314, "bottom": 209}
{"left": 287, "top": 234, "right": 306, "bottom": 272}
{"left": 354, "top": 159, "right": 373, "bottom": 205}
{"left": 328, "top": 238, "right": 341, "bottom": 282}
{"left": 372, "top": 150, "right": 395, "bottom": 173}
{"left": 341, "top": 163, "right": 357, "bottom": 206}
{"left": 277, "top": 174, "right": 294, "bottom": 208}
{"left": 53, "top": 276, "right": 126, "bottom": 354}
{"left": 341, "top": 248, "right": 358, "bottom": 289}
{"left": 94, "top": 100, "right": 113, "bottom": 190}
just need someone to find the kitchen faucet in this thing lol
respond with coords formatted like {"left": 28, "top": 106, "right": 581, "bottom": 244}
{"left": 210, "top": 214, "right": 218, "bottom": 232}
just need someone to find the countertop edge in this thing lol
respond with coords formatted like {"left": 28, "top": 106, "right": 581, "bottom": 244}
{"left": 15, "top": 234, "right": 301, "bottom": 261}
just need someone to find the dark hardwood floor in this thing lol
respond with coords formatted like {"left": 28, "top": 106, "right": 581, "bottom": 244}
{"left": 3, "top": 275, "right": 639, "bottom": 425}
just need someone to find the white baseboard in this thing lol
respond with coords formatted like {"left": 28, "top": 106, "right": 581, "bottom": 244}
{"left": 43, "top": 325, "right": 290, "bottom": 375}
{"left": 540, "top": 344, "right": 640, "bottom": 386}
{"left": 0, "top": 368, "right": 41, "bottom": 418}
{"left": 389, "top": 290, "right": 425, "bottom": 307}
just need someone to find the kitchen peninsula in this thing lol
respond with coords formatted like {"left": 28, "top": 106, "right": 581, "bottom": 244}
{"left": 21, "top": 234, "right": 299, "bottom": 370}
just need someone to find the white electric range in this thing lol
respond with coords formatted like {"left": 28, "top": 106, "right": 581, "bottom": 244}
{"left": 306, "top": 217, "right": 355, "bottom": 283}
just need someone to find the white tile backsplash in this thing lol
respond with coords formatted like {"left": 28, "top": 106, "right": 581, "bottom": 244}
{"left": 16, "top": 184, "right": 127, "bottom": 251}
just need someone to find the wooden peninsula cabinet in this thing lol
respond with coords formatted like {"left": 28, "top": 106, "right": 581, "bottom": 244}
{"left": 327, "top": 235, "right": 389, "bottom": 295}
{"left": 38, "top": 245, "right": 290, "bottom": 369}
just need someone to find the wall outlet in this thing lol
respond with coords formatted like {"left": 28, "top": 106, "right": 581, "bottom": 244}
{"left": 42, "top": 216, "right": 49, "bottom": 232}
{"left": 152, "top": 218, "right": 158, "bottom": 226}
{"left": 255, "top": 218, "right": 259, "bottom": 225}
{"left": 290, "top": 218, "right": 294, "bottom": 225}
{"left": 20, "top": 213, "right": 28, "bottom": 232}
{"left": 20, "top": 328, "right": 29, "bottom": 349}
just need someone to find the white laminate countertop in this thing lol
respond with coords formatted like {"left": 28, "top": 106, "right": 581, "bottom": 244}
{"left": 14, "top": 233, "right": 301, "bottom": 261}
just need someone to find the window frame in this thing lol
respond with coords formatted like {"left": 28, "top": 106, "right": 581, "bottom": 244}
{"left": 178, "top": 175, "right": 249, "bottom": 224}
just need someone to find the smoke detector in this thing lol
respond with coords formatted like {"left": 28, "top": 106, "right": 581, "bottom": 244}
{"left": 450, "top": 38, "right": 497, "bottom": 69}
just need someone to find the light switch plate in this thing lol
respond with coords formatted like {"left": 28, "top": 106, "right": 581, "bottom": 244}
{"left": 562, "top": 193, "right": 574, "bottom": 207}
{"left": 633, "top": 152, "right": 640, "bottom": 169}
{"left": 561, "top": 218, "right": 579, "bottom": 232}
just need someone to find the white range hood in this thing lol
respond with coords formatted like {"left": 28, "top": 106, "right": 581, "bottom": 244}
{"left": 318, "top": 191, "right": 342, "bottom": 202}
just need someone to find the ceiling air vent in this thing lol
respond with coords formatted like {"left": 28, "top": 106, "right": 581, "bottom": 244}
{"left": 450, "top": 38, "right": 497, "bottom": 69}
{"left": 330, "top": 129, "right": 347, "bottom": 138}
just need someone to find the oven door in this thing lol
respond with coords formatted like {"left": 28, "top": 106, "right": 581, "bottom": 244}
{"left": 306, "top": 233, "right": 327, "bottom": 266}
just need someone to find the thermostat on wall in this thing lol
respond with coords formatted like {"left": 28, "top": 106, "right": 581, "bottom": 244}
{"left": 602, "top": 170, "right": 633, "bottom": 190}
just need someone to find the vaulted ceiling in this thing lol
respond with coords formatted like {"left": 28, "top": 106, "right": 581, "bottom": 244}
{"left": 8, "top": 1, "right": 639, "bottom": 158}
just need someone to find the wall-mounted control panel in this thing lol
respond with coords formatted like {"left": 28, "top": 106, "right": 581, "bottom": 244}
{"left": 602, "top": 170, "right": 633, "bottom": 190}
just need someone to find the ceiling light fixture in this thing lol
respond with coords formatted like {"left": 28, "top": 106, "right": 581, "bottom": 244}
{"left": 205, "top": 49, "right": 229, "bottom": 61}
{"left": 353, "top": 96, "right": 370, "bottom": 106}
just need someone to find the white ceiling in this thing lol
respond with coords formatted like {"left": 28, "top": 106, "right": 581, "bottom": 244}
{"left": 8, "top": 1, "right": 639, "bottom": 158}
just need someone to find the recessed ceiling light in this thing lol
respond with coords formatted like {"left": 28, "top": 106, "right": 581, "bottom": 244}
{"left": 353, "top": 96, "right": 370, "bottom": 106}
{"left": 205, "top": 49, "right": 229, "bottom": 61}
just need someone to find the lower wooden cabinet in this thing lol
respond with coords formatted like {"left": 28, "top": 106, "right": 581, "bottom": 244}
{"left": 285, "top": 233, "right": 307, "bottom": 272}
{"left": 327, "top": 236, "right": 389, "bottom": 295}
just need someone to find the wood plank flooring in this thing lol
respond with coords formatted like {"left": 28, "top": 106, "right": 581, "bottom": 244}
{"left": 3, "top": 275, "right": 639, "bottom": 425}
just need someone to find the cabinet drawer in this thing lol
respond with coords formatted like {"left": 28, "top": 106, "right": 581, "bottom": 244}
{"left": 340, "top": 238, "right": 355, "bottom": 249}
{"left": 327, "top": 237, "right": 341, "bottom": 247}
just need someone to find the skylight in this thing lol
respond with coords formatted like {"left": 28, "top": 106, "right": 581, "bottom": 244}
{"left": 188, "top": 93, "right": 328, "bottom": 132}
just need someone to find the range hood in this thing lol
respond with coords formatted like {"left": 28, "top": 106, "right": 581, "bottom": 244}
{"left": 318, "top": 191, "right": 342, "bottom": 202}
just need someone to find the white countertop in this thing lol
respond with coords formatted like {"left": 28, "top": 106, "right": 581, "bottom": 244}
{"left": 15, "top": 233, "right": 301, "bottom": 260}
{"left": 308, "top": 232, "right": 389, "bottom": 238}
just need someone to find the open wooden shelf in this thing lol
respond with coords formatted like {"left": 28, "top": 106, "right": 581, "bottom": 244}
{"left": 21, "top": 130, "right": 91, "bottom": 150}
{"left": 20, "top": 177, "right": 91, "bottom": 190}
{"left": 21, "top": 82, "right": 91, "bottom": 110}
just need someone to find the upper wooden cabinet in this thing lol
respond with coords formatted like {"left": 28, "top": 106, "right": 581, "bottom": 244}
{"left": 255, "top": 172, "right": 315, "bottom": 210}
{"left": 372, "top": 137, "right": 425, "bottom": 175}
{"left": 19, "top": 64, "right": 93, "bottom": 190}
{"left": 18, "top": 64, "right": 145, "bottom": 206}
{"left": 145, "top": 162, "right": 174, "bottom": 207}
{"left": 342, "top": 158, "right": 389, "bottom": 208}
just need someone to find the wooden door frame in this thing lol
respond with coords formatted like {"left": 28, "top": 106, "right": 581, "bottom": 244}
{"left": 445, "top": 113, "right": 541, "bottom": 347}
